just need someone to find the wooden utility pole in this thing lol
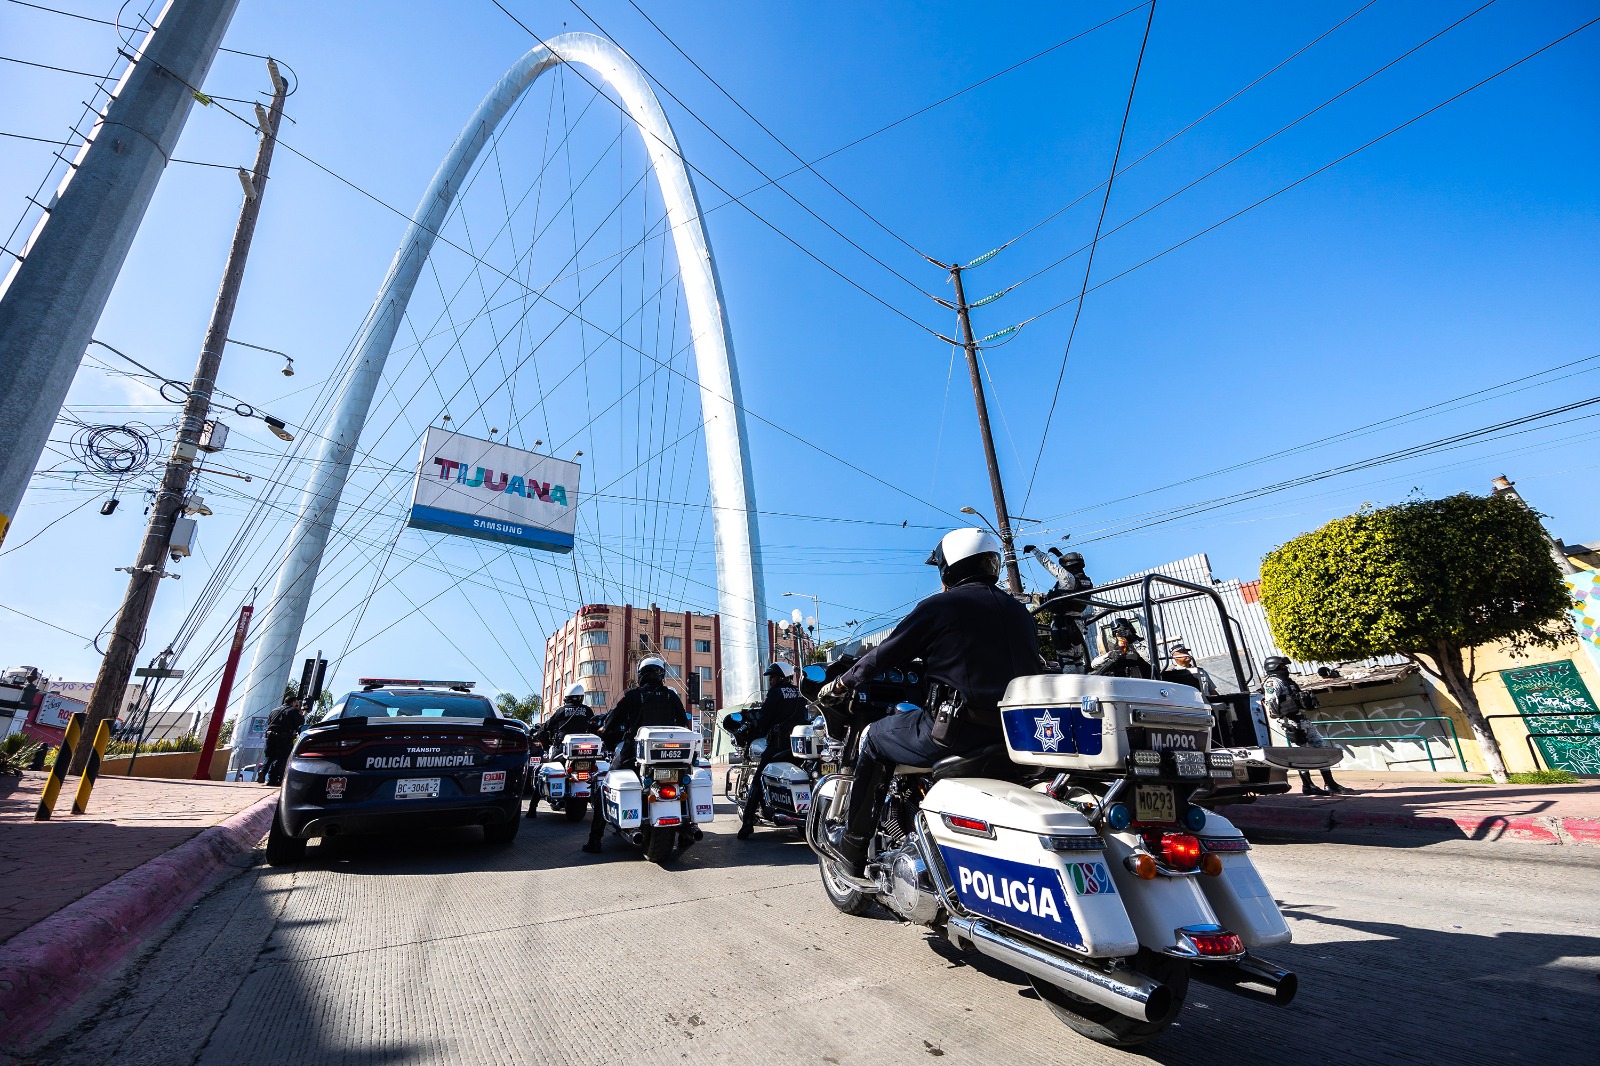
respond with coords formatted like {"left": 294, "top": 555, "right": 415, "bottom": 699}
{"left": 949, "top": 265, "right": 1025, "bottom": 595}
{"left": 74, "top": 64, "right": 289, "bottom": 774}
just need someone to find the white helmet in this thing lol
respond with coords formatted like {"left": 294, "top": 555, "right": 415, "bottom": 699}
{"left": 765, "top": 661, "right": 794, "bottom": 681}
{"left": 637, "top": 656, "right": 667, "bottom": 683}
{"left": 563, "top": 682, "right": 586, "bottom": 702}
{"left": 926, "top": 527, "right": 1003, "bottom": 585}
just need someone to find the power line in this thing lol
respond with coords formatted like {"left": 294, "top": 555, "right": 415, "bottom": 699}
{"left": 1019, "top": 0, "right": 1156, "bottom": 512}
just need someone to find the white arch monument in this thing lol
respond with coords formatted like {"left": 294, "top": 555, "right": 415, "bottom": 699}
{"left": 232, "top": 33, "right": 767, "bottom": 768}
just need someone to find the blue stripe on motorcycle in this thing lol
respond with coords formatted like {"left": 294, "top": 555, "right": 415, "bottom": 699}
{"left": 939, "top": 845, "right": 1085, "bottom": 951}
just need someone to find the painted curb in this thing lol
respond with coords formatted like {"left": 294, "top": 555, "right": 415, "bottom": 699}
{"left": 1228, "top": 801, "right": 1594, "bottom": 846}
{"left": 0, "top": 792, "right": 276, "bottom": 1054}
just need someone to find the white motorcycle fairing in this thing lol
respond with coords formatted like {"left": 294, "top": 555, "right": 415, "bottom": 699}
{"left": 922, "top": 778, "right": 1138, "bottom": 958}
{"left": 1191, "top": 809, "right": 1292, "bottom": 948}
{"left": 537, "top": 761, "right": 566, "bottom": 800}
{"left": 603, "top": 769, "right": 644, "bottom": 828}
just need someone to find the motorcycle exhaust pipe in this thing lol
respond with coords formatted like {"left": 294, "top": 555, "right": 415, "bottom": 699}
{"left": 1190, "top": 953, "right": 1298, "bottom": 1006}
{"left": 946, "top": 916, "right": 1170, "bottom": 1024}
{"left": 629, "top": 830, "right": 645, "bottom": 847}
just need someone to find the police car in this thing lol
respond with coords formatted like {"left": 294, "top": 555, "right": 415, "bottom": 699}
{"left": 265, "top": 679, "right": 528, "bottom": 865}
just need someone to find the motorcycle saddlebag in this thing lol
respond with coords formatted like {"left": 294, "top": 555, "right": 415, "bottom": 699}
{"left": 1189, "top": 809, "right": 1291, "bottom": 948}
{"left": 923, "top": 778, "right": 1138, "bottom": 958}
{"left": 688, "top": 766, "right": 715, "bottom": 823}
{"left": 603, "top": 769, "right": 643, "bottom": 828}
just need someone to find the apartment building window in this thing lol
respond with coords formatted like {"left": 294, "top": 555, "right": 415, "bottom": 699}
{"left": 694, "top": 639, "right": 711, "bottom": 653}
{"left": 663, "top": 636, "right": 682, "bottom": 651}
{"left": 698, "top": 665, "right": 713, "bottom": 681}
{"left": 580, "top": 630, "right": 609, "bottom": 646}
{"left": 585, "top": 691, "right": 607, "bottom": 707}
{"left": 578, "top": 660, "right": 607, "bottom": 677}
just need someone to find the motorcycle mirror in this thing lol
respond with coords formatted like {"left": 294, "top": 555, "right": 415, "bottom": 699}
{"left": 802, "top": 664, "right": 828, "bottom": 684}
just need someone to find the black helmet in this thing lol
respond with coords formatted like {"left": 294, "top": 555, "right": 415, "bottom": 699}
{"left": 1263, "top": 655, "right": 1290, "bottom": 674}
{"left": 1110, "top": 618, "right": 1142, "bottom": 643}
{"left": 1061, "top": 551, "right": 1085, "bottom": 572}
{"left": 926, "top": 528, "right": 1003, "bottom": 586}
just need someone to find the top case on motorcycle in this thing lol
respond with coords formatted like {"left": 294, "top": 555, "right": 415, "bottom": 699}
{"left": 922, "top": 778, "right": 1139, "bottom": 959}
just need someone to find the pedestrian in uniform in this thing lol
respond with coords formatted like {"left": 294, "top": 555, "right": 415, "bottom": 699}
{"left": 1262, "top": 656, "right": 1353, "bottom": 795}
{"left": 262, "top": 696, "right": 306, "bottom": 787}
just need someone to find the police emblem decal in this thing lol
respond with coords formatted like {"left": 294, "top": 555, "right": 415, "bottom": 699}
{"left": 1033, "top": 710, "right": 1063, "bottom": 752}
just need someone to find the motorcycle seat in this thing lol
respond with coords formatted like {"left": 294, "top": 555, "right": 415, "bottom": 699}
{"left": 928, "top": 742, "right": 1009, "bottom": 783}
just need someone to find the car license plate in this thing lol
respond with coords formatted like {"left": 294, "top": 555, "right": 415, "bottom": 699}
{"left": 1135, "top": 785, "right": 1176, "bottom": 824}
{"left": 396, "top": 777, "right": 440, "bottom": 800}
{"left": 480, "top": 770, "right": 506, "bottom": 793}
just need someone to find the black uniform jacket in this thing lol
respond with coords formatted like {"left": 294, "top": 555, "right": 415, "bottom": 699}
{"left": 752, "top": 681, "right": 809, "bottom": 747}
{"left": 534, "top": 705, "right": 599, "bottom": 749}
{"left": 263, "top": 703, "right": 305, "bottom": 756}
{"left": 599, "top": 683, "right": 691, "bottom": 760}
{"left": 839, "top": 579, "right": 1043, "bottom": 729}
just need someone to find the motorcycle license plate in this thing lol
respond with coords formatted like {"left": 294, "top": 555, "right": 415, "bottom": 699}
{"left": 570, "top": 760, "right": 594, "bottom": 771}
{"left": 819, "top": 761, "right": 838, "bottom": 777}
{"left": 1134, "top": 785, "right": 1176, "bottom": 824}
{"left": 396, "top": 777, "right": 440, "bottom": 800}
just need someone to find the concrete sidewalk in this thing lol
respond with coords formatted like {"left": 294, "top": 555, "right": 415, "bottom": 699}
{"left": 0, "top": 771, "right": 276, "bottom": 1053}
{"left": 0, "top": 771, "right": 271, "bottom": 943}
{"left": 1226, "top": 771, "right": 1600, "bottom": 845}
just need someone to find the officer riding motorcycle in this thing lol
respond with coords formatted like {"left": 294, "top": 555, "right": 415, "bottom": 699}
{"left": 819, "top": 527, "right": 1042, "bottom": 876}
{"left": 527, "top": 683, "right": 600, "bottom": 819}
{"left": 737, "top": 661, "right": 813, "bottom": 840}
{"left": 584, "top": 656, "right": 692, "bottom": 854}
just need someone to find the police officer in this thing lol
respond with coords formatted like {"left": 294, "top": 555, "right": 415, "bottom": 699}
{"left": 737, "top": 661, "right": 811, "bottom": 840}
{"left": 1026, "top": 546, "right": 1095, "bottom": 673}
{"left": 819, "top": 528, "right": 1042, "bottom": 877}
{"left": 1262, "top": 656, "right": 1353, "bottom": 795}
{"left": 1092, "top": 618, "right": 1152, "bottom": 679}
{"left": 262, "top": 696, "right": 306, "bottom": 787}
{"left": 527, "top": 683, "right": 599, "bottom": 819}
{"left": 584, "top": 657, "right": 690, "bottom": 854}
{"left": 1168, "top": 644, "right": 1217, "bottom": 697}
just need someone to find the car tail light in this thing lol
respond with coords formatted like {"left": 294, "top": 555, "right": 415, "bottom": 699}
{"left": 296, "top": 737, "right": 360, "bottom": 759}
{"left": 1161, "top": 833, "right": 1203, "bottom": 871}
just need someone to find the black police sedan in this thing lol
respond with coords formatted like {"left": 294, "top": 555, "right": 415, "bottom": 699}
{"left": 265, "top": 679, "right": 529, "bottom": 865}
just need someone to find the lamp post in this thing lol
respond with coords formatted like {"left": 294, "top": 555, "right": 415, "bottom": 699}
{"left": 783, "top": 592, "right": 821, "bottom": 661}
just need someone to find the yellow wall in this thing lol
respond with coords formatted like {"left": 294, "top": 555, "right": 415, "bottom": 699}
{"left": 1457, "top": 636, "right": 1600, "bottom": 774}
{"left": 100, "top": 748, "right": 235, "bottom": 780}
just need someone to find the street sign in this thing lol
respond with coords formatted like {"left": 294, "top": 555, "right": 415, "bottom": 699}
{"left": 407, "top": 427, "right": 580, "bottom": 553}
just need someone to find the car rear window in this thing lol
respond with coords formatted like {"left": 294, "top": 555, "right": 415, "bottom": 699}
{"left": 343, "top": 692, "right": 495, "bottom": 719}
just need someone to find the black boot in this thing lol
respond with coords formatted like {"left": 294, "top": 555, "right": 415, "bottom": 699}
{"left": 736, "top": 821, "right": 754, "bottom": 840}
{"left": 1300, "top": 772, "right": 1329, "bottom": 796}
{"left": 1325, "top": 771, "right": 1355, "bottom": 795}
{"left": 836, "top": 758, "right": 889, "bottom": 877}
{"left": 525, "top": 796, "right": 539, "bottom": 819}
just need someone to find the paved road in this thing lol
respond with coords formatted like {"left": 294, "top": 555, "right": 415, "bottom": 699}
{"left": 31, "top": 795, "right": 1600, "bottom": 1066}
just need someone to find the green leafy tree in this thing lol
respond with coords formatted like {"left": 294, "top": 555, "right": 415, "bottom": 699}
{"left": 495, "top": 692, "right": 543, "bottom": 725}
{"left": 1260, "top": 492, "right": 1571, "bottom": 783}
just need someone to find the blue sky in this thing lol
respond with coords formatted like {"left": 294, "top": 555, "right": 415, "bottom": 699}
{"left": 1, "top": 0, "right": 1596, "bottom": 718}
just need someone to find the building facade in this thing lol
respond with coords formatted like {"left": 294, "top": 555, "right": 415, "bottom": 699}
{"left": 542, "top": 603, "right": 722, "bottom": 719}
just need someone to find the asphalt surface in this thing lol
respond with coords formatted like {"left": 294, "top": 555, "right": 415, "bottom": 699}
{"left": 27, "top": 794, "right": 1600, "bottom": 1066}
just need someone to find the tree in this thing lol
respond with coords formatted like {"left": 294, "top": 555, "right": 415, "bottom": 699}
{"left": 1260, "top": 492, "right": 1571, "bottom": 783}
{"left": 495, "top": 692, "right": 543, "bottom": 725}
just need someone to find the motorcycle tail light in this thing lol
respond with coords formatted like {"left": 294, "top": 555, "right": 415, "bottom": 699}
{"left": 1161, "top": 833, "right": 1203, "bottom": 871}
{"left": 657, "top": 784, "right": 679, "bottom": 800}
{"left": 572, "top": 772, "right": 590, "bottom": 782}
{"left": 1125, "top": 854, "right": 1157, "bottom": 880}
{"left": 656, "top": 816, "right": 681, "bottom": 826}
{"left": 1184, "top": 929, "right": 1244, "bottom": 957}
{"left": 1200, "top": 853, "right": 1224, "bottom": 877}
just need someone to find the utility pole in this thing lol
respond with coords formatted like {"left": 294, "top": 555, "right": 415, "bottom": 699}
{"left": 948, "top": 265, "right": 1025, "bottom": 595}
{"left": 73, "top": 65, "right": 288, "bottom": 775}
{"left": 0, "top": 0, "right": 241, "bottom": 553}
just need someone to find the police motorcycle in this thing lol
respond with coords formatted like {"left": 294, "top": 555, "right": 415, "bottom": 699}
{"left": 536, "top": 732, "right": 608, "bottom": 821}
{"left": 600, "top": 726, "right": 716, "bottom": 864}
{"left": 720, "top": 707, "right": 843, "bottom": 831}
{"left": 804, "top": 573, "right": 1300, "bottom": 1047}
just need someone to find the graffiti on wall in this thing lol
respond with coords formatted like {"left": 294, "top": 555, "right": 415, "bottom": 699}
{"left": 1500, "top": 660, "right": 1600, "bottom": 775}
{"left": 1304, "top": 697, "right": 1456, "bottom": 771}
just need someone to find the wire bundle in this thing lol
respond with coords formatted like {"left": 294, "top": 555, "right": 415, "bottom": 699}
{"left": 68, "top": 422, "right": 156, "bottom": 480}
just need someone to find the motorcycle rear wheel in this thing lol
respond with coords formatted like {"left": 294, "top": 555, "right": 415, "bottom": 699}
{"left": 1030, "top": 949, "right": 1189, "bottom": 1047}
{"left": 644, "top": 825, "right": 676, "bottom": 865}
{"left": 564, "top": 796, "right": 587, "bottom": 822}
